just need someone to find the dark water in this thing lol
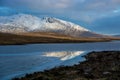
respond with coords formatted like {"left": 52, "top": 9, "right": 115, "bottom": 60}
{"left": 0, "top": 41, "right": 120, "bottom": 80}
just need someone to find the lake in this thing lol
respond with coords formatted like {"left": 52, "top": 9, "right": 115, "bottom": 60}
{"left": 0, "top": 41, "right": 120, "bottom": 80}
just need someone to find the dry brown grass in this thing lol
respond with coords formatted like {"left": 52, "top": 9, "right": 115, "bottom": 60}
{"left": 0, "top": 32, "right": 119, "bottom": 45}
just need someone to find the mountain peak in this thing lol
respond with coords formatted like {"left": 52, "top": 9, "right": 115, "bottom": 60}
{"left": 42, "top": 17, "right": 56, "bottom": 23}
{"left": 0, "top": 14, "right": 91, "bottom": 37}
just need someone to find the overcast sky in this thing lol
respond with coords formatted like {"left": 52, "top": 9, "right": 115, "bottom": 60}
{"left": 0, "top": 0, "right": 120, "bottom": 35}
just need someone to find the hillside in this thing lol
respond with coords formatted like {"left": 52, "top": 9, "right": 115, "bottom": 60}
{"left": 0, "top": 32, "right": 112, "bottom": 45}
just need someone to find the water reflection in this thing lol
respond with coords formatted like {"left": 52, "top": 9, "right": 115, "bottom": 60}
{"left": 43, "top": 51, "right": 85, "bottom": 61}
{"left": 0, "top": 51, "right": 85, "bottom": 80}
{"left": 0, "top": 41, "right": 120, "bottom": 80}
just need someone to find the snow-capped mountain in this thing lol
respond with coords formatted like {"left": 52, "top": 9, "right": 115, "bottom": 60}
{"left": 0, "top": 14, "right": 102, "bottom": 37}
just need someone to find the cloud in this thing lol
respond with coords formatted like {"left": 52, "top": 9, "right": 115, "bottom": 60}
{"left": 0, "top": 0, "right": 120, "bottom": 34}
{"left": 0, "top": 0, "right": 120, "bottom": 23}
{"left": 0, "top": 0, "right": 71, "bottom": 10}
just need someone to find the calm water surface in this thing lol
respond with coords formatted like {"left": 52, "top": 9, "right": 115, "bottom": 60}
{"left": 0, "top": 41, "right": 120, "bottom": 80}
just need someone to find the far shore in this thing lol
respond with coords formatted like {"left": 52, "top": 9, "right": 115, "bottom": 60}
{"left": 0, "top": 32, "right": 120, "bottom": 45}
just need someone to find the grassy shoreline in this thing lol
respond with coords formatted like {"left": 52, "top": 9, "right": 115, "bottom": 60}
{"left": 0, "top": 32, "right": 118, "bottom": 45}
{"left": 13, "top": 51, "right": 120, "bottom": 80}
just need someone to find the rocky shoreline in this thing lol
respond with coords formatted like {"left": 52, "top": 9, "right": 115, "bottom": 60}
{"left": 13, "top": 51, "right": 120, "bottom": 80}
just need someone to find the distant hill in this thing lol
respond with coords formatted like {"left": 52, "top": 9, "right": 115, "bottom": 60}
{"left": 114, "top": 35, "right": 120, "bottom": 37}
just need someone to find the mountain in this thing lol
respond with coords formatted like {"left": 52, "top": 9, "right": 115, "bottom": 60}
{"left": 114, "top": 35, "right": 120, "bottom": 37}
{"left": 0, "top": 14, "right": 118, "bottom": 45}
{"left": 0, "top": 14, "right": 103, "bottom": 37}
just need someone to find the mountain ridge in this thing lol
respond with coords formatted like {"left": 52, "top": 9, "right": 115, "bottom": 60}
{"left": 0, "top": 14, "right": 97, "bottom": 37}
{"left": 0, "top": 14, "right": 88, "bottom": 31}
{"left": 0, "top": 14, "right": 119, "bottom": 45}
{"left": 114, "top": 35, "right": 120, "bottom": 37}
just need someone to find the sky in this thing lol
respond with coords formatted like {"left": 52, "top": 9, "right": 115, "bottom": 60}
{"left": 0, "top": 0, "right": 120, "bottom": 35}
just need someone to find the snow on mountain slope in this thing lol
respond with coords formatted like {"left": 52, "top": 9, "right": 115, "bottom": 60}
{"left": 0, "top": 14, "right": 42, "bottom": 33}
{"left": 0, "top": 14, "right": 95, "bottom": 37}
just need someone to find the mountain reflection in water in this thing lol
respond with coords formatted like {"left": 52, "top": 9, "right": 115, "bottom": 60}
{"left": 0, "top": 50, "right": 86, "bottom": 80}
{"left": 43, "top": 51, "right": 85, "bottom": 61}
{"left": 0, "top": 41, "right": 120, "bottom": 80}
